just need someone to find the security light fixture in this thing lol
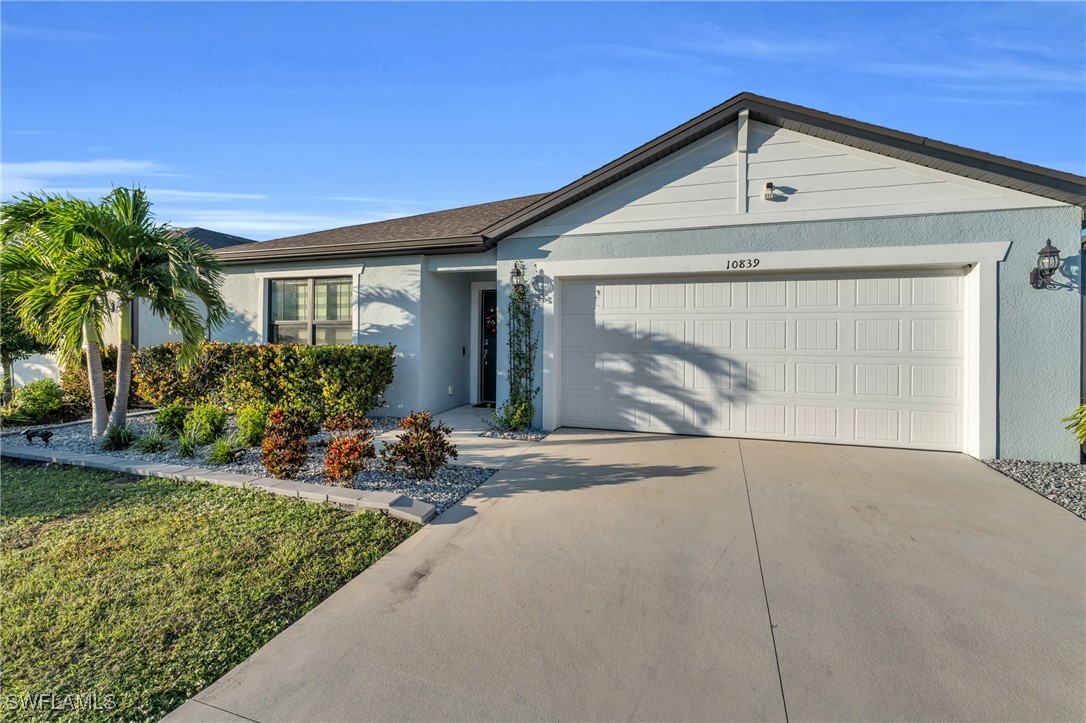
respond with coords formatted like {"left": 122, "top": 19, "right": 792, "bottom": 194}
{"left": 763, "top": 182, "right": 775, "bottom": 201}
{"left": 1030, "top": 240, "right": 1062, "bottom": 289}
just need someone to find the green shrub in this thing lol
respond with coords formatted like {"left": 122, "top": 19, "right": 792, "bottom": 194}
{"left": 132, "top": 341, "right": 234, "bottom": 406}
{"left": 185, "top": 402, "right": 227, "bottom": 445}
{"left": 260, "top": 408, "right": 311, "bottom": 479}
{"left": 60, "top": 344, "right": 140, "bottom": 411}
{"left": 323, "top": 409, "right": 371, "bottom": 434}
{"left": 490, "top": 399, "right": 534, "bottom": 432}
{"left": 1063, "top": 403, "right": 1086, "bottom": 445}
{"left": 206, "top": 433, "right": 244, "bottom": 465}
{"left": 134, "top": 428, "right": 169, "bottom": 453}
{"left": 380, "top": 411, "right": 458, "bottom": 480}
{"left": 101, "top": 422, "right": 137, "bottom": 451}
{"left": 235, "top": 402, "right": 270, "bottom": 447}
{"left": 176, "top": 428, "right": 198, "bottom": 458}
{"left": 155, "top": 401, "right": 190, "bottom": 438}
{"left": 131, "top": 342, "right": 395, "bottom": 418}
{"left": 9, "top": 379, "right": 65, "bottom": 422}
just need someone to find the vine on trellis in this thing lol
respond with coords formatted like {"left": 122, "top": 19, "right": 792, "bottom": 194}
{"left": 493, "top": 260, "right": 539, "bottom": 431}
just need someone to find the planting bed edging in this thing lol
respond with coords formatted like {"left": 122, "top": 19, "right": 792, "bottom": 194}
{"left": 0, "top": 446, "right": 436, "bottom": 524}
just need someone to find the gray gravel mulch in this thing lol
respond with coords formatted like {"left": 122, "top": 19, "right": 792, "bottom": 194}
{"left": 480, "top": 428, "right": 549, "bottom": 442}
{"left": 1, "top": 414, "right": 494, "bottom": 514}
{"left": 984, "top": 459, "right": 1086, "bottom": 520}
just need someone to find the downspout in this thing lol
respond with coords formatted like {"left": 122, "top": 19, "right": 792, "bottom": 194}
{"left": 1080, "top": 224, "right": 1085, "bottom": 462}
{"left": 356, "top": 264, "right": 365, "bottom": 344}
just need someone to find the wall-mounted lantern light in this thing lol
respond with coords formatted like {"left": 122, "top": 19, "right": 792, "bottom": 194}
{"left": 510, "top": 261, "right": 525, "bottom": 290}
{"left": 1030, "top": 240, "right": 1062, "bottom": 289}
{"left": 763, "top": 182, "right": 775, "bottom": 201}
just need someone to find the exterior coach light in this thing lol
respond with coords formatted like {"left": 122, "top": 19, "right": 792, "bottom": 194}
{"left": 1030, "top": 240, "right": 1062, "bottom": 289}
{"left": 763, "top": 182, "right": 775, "bottom": 200}
{"left": 510, "top": 261, "right": 525, "bottom": 290}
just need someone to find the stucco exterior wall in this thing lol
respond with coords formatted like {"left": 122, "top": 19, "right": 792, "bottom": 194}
{"left": 356, "top": 258, "right": 422, "bottom": 414}
{"left": 12, "top": 354, "right": 60, "bottom": 386}
{"left": 496, "top": 206, "right": 1083, "bottom": 462}
{"left": 418, "top": 270, "right": 493, "bottom": 413}
{"left": 211, "top": 257, "right": 424, "bottom": 415}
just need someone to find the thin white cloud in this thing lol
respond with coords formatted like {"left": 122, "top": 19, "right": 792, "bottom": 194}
{"left": 149, "top": 189, "right": 267, "bottom": 202}
{"left": 681, "top": 36, "right": 842, "bottom": 60}
{"left": 327, "top": 195, "right": 431, "bottom": 205}
{"left": 2, "top": 23, "right": 109, "bottom": 43}
{"left": 864, "top": 59, "right": 1084, "bottom": 92}
{"left": 3, "top": 159, "right": 163, "bottom": 178}
{"left": 158, "top": 208, "right": 403, "bottom": 240}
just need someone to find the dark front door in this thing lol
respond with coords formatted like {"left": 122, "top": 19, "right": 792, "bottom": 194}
{"left": 481, "top": 290, "right": 498, "bottom": 403}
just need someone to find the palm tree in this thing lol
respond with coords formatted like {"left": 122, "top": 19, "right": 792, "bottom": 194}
{"left": 1, "top": 188, "right": 227, "bottom": 435}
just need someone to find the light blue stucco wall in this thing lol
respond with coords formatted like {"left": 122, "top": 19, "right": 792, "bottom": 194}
{"left": 495, "top": 206, "right": 1083, "bottom": 462}
{"left": 212, "top": 256, "right": 494, "bottom": 417}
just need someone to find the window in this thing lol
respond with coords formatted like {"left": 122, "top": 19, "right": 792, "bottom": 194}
{"left": 268, "top": 277, "right": 352, "bottom": 344}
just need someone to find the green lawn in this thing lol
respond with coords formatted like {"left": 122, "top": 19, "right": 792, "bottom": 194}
{"left": 0, "top": 460, "right": 417, "bottom": 722}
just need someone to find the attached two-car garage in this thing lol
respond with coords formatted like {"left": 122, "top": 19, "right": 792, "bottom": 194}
{"left": 558, "top": 269, "right": 965, "bottom": 451}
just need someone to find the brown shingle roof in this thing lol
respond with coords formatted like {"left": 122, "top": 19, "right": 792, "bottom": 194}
{"left": 176, "top": 227, "right": 255, "bottom": 249}
{"left": 217, "top": 193, "right": 549, "bottom": 263}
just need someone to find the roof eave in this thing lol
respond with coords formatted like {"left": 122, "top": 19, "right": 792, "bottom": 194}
{"left": 216, "top": 235, "right": 487, "bottom": 265}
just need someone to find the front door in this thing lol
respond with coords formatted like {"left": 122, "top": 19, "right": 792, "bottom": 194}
{"left": 480, "top": 290, "right": 498, "bottom": 404}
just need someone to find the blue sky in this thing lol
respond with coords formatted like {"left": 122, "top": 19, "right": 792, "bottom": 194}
{"left": 3, "top": 1, "right": 1083, "bottom": 240}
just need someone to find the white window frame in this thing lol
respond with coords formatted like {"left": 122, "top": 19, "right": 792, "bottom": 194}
{"left": 267, "top": 275, "right": 353, "bottom": 345}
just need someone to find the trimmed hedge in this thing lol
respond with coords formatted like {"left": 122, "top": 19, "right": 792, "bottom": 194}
{"left": 133, "top": 342, "right": 396, "bottom": 419}
{"left": 60, "top": 344, "right": 140, "bottom": 412}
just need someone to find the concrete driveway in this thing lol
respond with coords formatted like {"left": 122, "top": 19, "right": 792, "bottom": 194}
{"left": 168, "top": 431, "right": 1085, "bottom": 722}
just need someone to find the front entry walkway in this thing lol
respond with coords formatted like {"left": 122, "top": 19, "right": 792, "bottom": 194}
{"left": 167, "top": 431, "right": 1085, "bottom": 722}
{"left": 374, "top": 404, "right": 540, "bottom": 469}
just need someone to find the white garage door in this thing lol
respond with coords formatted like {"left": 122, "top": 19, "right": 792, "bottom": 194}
{"left": 559, "top": 270, "right": 965, "bottom": 451}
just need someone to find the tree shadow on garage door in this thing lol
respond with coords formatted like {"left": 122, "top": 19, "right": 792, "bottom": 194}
{"left": 561, "top": 316, "right": 754, "bottom": 436}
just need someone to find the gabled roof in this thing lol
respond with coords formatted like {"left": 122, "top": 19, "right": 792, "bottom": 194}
{"left": 481, "top": 92, "right": 1086, "bottom": 243}
{"left": 217, "top": 194, "right": 548, "bottom": 263}
{"left": 175, "top": 227, "right": 255, "bottom": 249}
{"left": 219, "top": 92, "right": 1086, "bottom": 264}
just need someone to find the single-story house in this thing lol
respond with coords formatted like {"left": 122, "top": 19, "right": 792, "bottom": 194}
{"left": 158, "top": 94, "right": 1086, "bottom": 462}
{"left": 11, "top": 227, "right": 255, "bottom": 384}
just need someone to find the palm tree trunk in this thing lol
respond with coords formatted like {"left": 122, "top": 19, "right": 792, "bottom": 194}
{"left": 107, "top": 303, "right": 133, "bottom": 430}
{"left": 83, "top": 319, "right": 109, "bottom": 436}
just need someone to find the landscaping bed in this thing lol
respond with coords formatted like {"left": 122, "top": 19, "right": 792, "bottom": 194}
{"left": 984, "top": 459, "right": 1086, "bottom": 520}
{"left": 1, "top": 414, "right": 496, "bottom": 514}
{"left": 0, "top": 459, "right": 416, "bottom": 722}
{"left": 480, "top": 427, "right": 549, "bottom": 442}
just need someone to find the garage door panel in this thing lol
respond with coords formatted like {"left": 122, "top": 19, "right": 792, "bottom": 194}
{"left": 559, "top": 270, "right": 964, "bottom": 451}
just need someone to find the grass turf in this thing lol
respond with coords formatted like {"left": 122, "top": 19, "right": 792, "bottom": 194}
{"left": 0, "top": 460, "right": 417, "bottom": 721}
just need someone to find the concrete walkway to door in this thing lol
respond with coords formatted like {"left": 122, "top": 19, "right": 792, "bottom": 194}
{"left": 167, "top": 431, "right": 1085, "bottom": 722}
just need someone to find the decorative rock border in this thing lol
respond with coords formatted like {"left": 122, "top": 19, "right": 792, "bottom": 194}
{"left": 0, "top": 446, "right": 435, "bottom": 524}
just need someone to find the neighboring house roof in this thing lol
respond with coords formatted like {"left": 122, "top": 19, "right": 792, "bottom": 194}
{"left": 216, "top": 194, "right": 549, "bottom": 263}
{"left": 175, "top": 227, "right": 255, "bottom": 249}
{"left": 219, "top": 92, "right": 1086, "bottom": 264}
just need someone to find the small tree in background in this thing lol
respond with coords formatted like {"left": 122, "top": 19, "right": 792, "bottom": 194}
{"left": 0, "top": 294, "right": 51, "bottom": 403}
